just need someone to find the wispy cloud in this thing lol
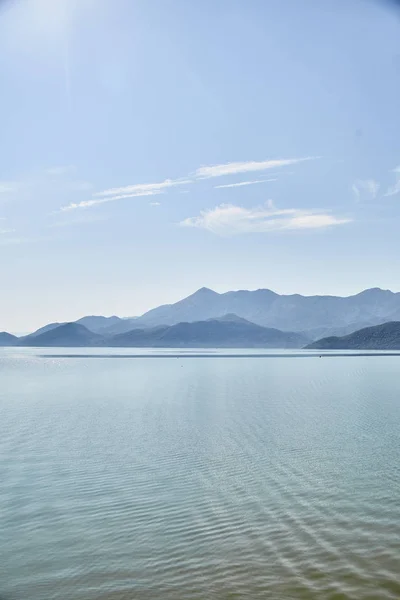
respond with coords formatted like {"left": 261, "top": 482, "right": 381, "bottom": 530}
{"left": 352, "top": 179, "right": 380, "bottom": 201}
{"left": 57, "top": 158, "right": 317, "bottom": 211}
{"left": 195, "top": 157, "right": 316, "bottom": 179}
{"left": 385, "top": 181, "right": 400, "bottom": 197}
{"left": 95, "top": 179, "right": 191, "bottom": 198}
{"left": 150, "top": 202, "right": 161, "bottom": 206}
{"left": 61, "top": 178, "right": 191, "bottom": 211}
{"left": 61, "top": 190, "right": 164, "bottom": 212}
{"left": 215, "top": 179, "right": 276, "bottom": 189}
{"left": 180, "top": 201, "right": 350, "bottom": 236}
{"left": 384, "top": 166, "right": 400, "bottom": 197}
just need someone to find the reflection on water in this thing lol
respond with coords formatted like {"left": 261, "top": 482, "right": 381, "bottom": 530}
{"left": 0, "top": 349, "right": 400, "bottom": 599}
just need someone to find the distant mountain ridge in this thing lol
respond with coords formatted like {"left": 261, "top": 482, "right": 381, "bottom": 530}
{"left": 132, "top": 286, "right": 400, "bottom": 337}
{"left": 3, "top": 286, "right": 400, "bottom": 345}
{"left": 2, "top": 315, "right": 309, "bottom": 349}
{"left": 306, "top": 321, "right": 400, "bottom": 350}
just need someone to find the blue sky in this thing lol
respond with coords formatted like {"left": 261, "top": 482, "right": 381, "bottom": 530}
{"left": 1, "top": 0, "right": 400, "bottom": 331}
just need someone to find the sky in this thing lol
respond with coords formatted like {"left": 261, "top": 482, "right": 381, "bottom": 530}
{"left": 1, "top": 0, "right": 400, "bottom": 332}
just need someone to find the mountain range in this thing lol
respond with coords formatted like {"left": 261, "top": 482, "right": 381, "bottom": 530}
{"left": 2, "top": 315, "right": 309, "bottom": 349}
{"left": 131, "top": 286, "right": 400, "bottom": 338}
{"left": 2, "top": 286, "right": 400, "bottom": 348}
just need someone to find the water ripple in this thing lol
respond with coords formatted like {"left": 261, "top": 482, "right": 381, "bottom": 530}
{"left": 0, "top": 351, "right": 399, "bottom": 599}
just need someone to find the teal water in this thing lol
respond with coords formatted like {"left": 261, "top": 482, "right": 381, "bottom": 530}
{"left": 1, "top": 348, "right": 400, "bottom": 599}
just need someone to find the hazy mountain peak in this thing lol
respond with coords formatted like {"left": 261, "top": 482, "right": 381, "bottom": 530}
{"left": 356, "top": 287, "right": 392, "bottom": 296}
{"left": 75, "top": 315, "right": 122, "bottom": 331}
{"left": 0, "top": 331, "right": 18, "bottom": 346}
{"left": 193, "top": 287, "right": 218, "bottom": 296}
{"left": 19, "top": 322, "right": 103, "bottom": 347}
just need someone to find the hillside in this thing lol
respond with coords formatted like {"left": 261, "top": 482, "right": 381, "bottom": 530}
{"left": 19, "top": 323, "right": 104, "bottom": 347}
{"left": 0, "top": 332, "right": 18, "bottom": 346}
{"left": 28, "top": 322, "right": 64, "bottom": 337}
{"left": 306, "top": 321, "right": 400, "bottom": 350}
{"left": 109, "top": 316, "right": 309, "bottom": 348}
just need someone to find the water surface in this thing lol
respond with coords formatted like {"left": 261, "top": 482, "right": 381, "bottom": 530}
{"left": 0, "top": 349, "right": 399, "bottom": 599}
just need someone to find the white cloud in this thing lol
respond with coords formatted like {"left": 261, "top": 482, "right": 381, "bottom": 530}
{"left": 61, "top": 178, "right": 191, "bottom": 211}
{"left": 385, "top": 181, "right": 400, "bottom": 197}
{"left": 60, "top": 190, "right": 164, "bottom": 212}
{"left": 215, "top": 179, "right": 276, "bottom": 189}
{"left": 352, "top": 179, "right": 380, "bottom": 201}
{"left": 0, "top": 229, "right": 16, "bottom": 234}
{"left": 195, "top": 157, "right": 316, "bottom": 179}
{"left": 95, "top": 178, "right": 191, "bottom": 198}
{"left": 150, "top": 202, "right": 161, "bottom": 206}
{"left": 384, "top": 166, "right": 400, "bottom": 197}
{"left": 180, "top": 202, "right": 350, "bottom": 236}
{"left": 58, "top": 159, "right": 316, "bottom": 212}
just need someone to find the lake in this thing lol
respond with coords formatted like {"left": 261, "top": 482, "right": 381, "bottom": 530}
{"left": 1, "top": 348, "right": 399, "bottom": 599}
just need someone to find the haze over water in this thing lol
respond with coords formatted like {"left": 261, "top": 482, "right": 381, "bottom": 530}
{"left": 1, "top": 349, "right": 399, "bottom": 599}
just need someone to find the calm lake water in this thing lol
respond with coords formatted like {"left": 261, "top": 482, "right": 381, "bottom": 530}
{"left": 1, "top": 348, "right": 400, "bottom": 599}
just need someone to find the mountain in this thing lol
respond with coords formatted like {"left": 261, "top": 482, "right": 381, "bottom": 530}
{"left": 302, "top": 320, "right": 383, "bottom": 341}
{"left": 133, "top": 287, "right": 400, "bottom": 336}
{"left": 6, "top": 286, "right": 400, "bottom": 347}
{"left": 208, "top": 313, "right": 257, "bottom": 325}
{"left": 28, "top": 315, "right": 133, "bottom": 337}
{"left": 75, "top": 315, "right": 123, "bottom": 333}
{"left": 28, "top": 322, "right": 64, "bottom": 337}
{"left": 0, "top": 332, "right": 18, "bottom": 346}
{"left": 9, "top": 315, "right": 307, "bottom": 348}
{"left": 0, "top": 320, "right": 310, "bottom": 348}
{"left": 96, "top": 318, "right": 139, "bottom": 336}
{"left": 19, "top": 323, "right": 104, "bottom": 347}
{"left": 129, "top": 288, "right": 211, "bottom": 328}
{"left": 306, "top": 321, "right": 400, "bottom": 350}
{"left": 109, "top": 316, "right": 309, "bottom": 348}
{"left": 107, "top": 326, "right": 168, "bottom": 347}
